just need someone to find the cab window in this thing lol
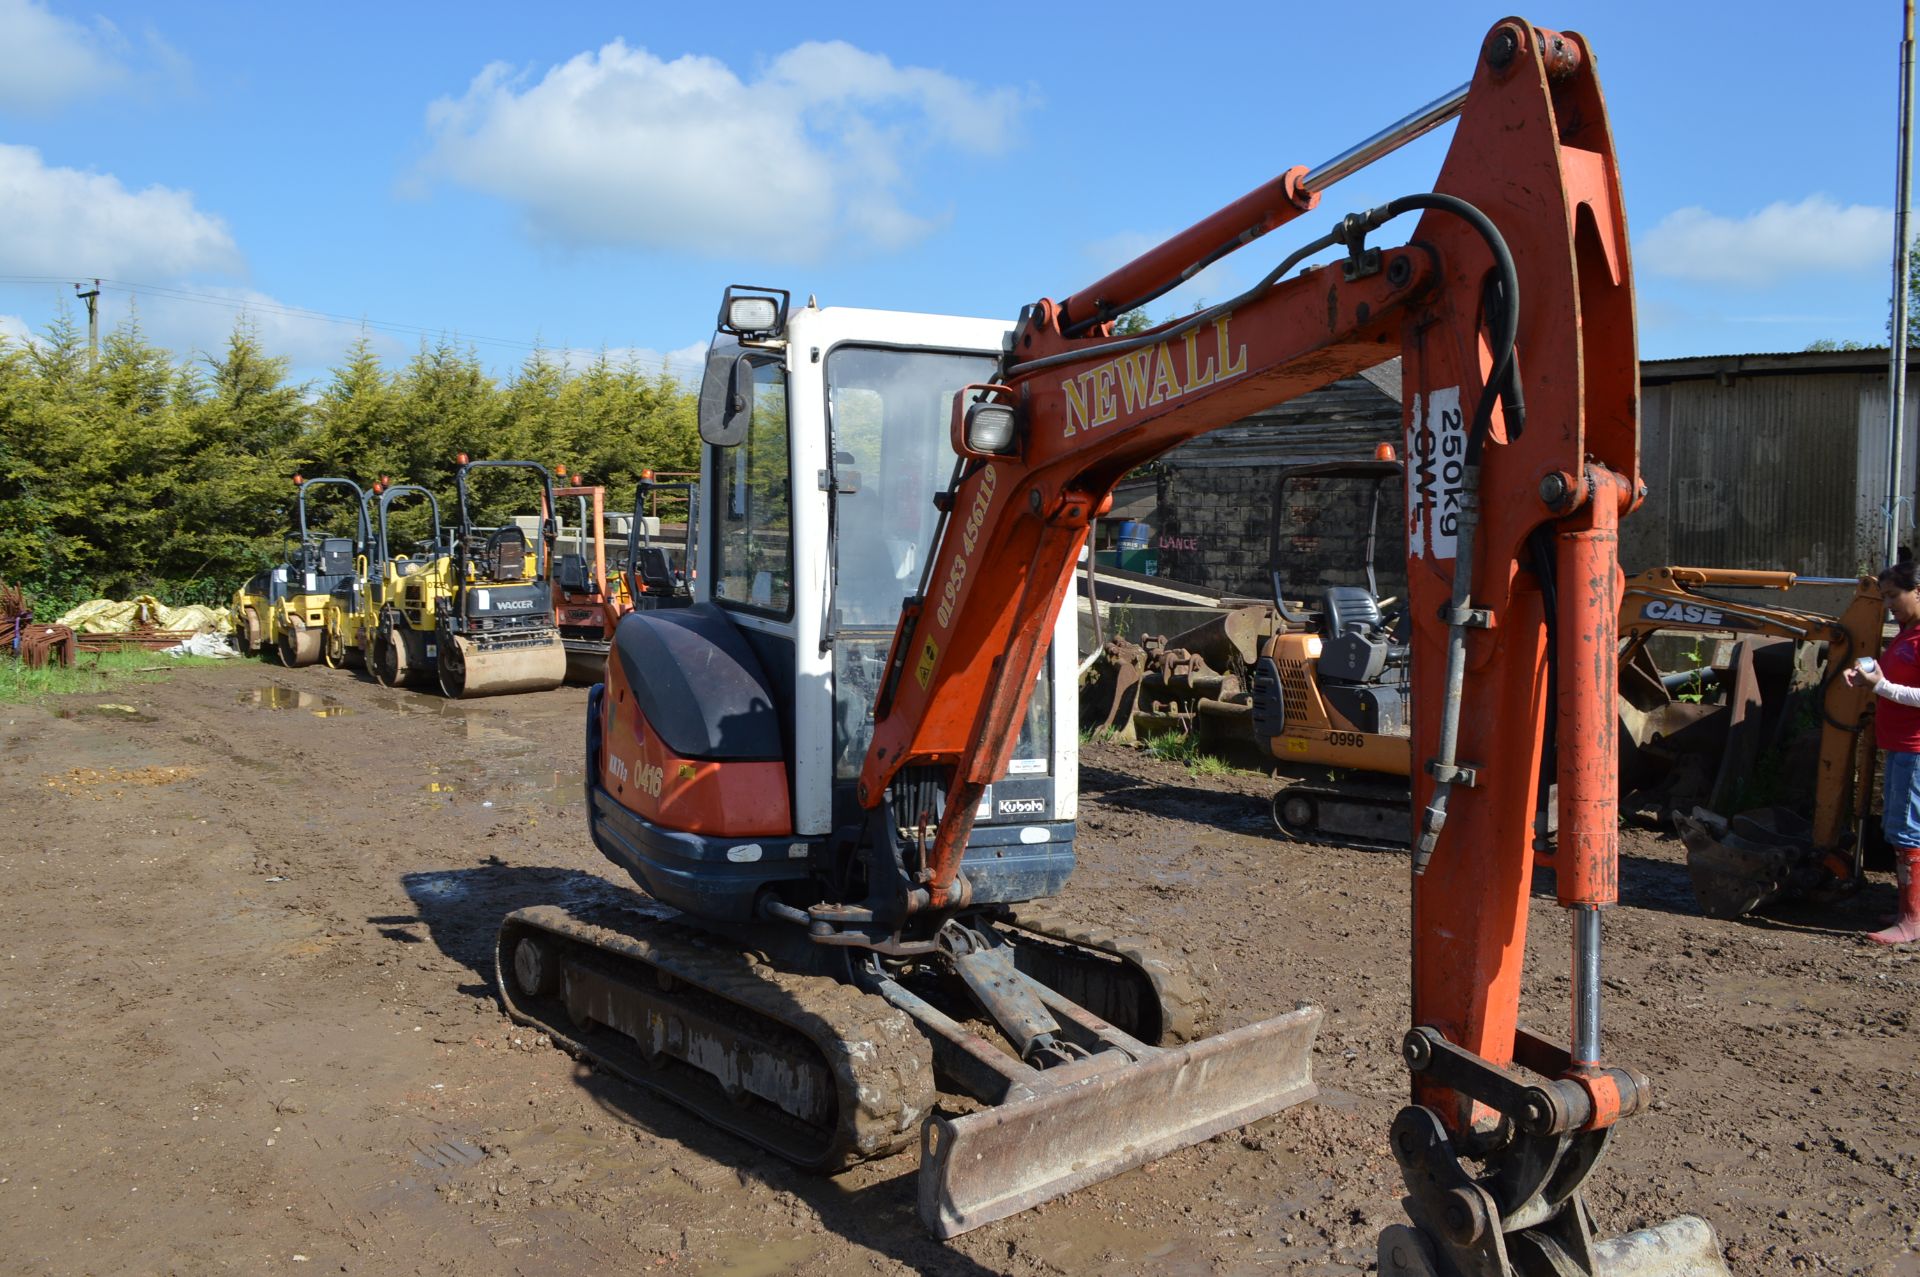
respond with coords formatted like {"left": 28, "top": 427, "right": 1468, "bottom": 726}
{"left": 711, "top": 360, "right": 793, "bottom": 617}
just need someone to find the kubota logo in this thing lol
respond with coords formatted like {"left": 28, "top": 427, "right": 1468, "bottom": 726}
{"left": 997, "top": 797, "right": 1046, "bottom": 816}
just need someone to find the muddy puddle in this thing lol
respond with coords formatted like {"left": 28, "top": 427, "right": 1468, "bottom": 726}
{"left": 240, "top": 686, "right": 352, "bottom": 717}
{"left": 419, "top": 764, "right": 582, "bottom": 810}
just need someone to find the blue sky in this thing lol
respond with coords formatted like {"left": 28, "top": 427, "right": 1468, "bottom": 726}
{"left": 0, "top": 0, "right": 1911, "bottom": 386}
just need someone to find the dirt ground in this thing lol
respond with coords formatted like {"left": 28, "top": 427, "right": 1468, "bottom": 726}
{"left": 1, "top": 660, "right": 1916, "bottom": 1276}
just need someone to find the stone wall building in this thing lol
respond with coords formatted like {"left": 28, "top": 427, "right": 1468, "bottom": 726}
{"left": 1111, "top": 361, "right": 1404, "bottom": 602}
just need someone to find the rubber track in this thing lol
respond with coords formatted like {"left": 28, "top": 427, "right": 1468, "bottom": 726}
{"left": 1271, "top": 782, "right": 1412, "bottom": 853}
{"left": 998, "top": 905, "right": 1208, "bottom": 1044}
{"left": 498, "top": 904, "right": 933, "bottom": 1169}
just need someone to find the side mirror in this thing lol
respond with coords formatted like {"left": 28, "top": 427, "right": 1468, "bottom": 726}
{"left": 699, "top": 350, "right": 759, "bottom": 446}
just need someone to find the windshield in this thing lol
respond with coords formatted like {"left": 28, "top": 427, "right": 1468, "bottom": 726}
{"left": 825, "top": 345, "right": 1051, "bottom": 782}
{"left": 826, "top": 346, "right": 998, "bottom": 629}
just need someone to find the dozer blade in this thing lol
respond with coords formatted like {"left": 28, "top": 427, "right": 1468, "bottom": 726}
{"left": 917, "top": 1003, "right": 1320, "bottom": 1238}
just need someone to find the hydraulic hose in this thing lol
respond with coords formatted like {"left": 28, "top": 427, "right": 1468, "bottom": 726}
{"left": 1009, "top": 193, "right": 1524, "bottom": 872}
{"left": 1327, "top": 194, "right": 1524, "bottom": 873}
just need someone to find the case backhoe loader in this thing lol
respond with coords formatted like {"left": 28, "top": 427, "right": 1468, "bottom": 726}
{"left": 1616, "top": 567, "right": 1883, "bottom": 917}
{"left": 498, "top": 20, "right": 1725, "bottom": 1275}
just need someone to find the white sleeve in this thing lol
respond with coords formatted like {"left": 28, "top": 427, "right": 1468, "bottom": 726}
{"left": 1877, "top": 679, "right": 1920, "bottom": 708}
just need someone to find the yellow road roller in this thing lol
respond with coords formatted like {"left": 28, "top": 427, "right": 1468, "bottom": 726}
{"left": 432, "top": 458, "right": 566, "bottom": 698}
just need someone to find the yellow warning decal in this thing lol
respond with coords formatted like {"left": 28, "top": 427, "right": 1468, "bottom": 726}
{"left": 915, "top": 637, "right": 939, "bottom": 688}
{"left": 1281, "top": 737, "right": 1310, "bottom": 754}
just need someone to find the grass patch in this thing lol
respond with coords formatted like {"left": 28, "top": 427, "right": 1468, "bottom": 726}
{"left": 1, "top": 647, "right": 227, "bottom": 705}
{"left": 1141, "top": 729, "right": 1238, "bottom": 777}
{"left": 1143, "top": 730, "right": 1202, "bottom": 763}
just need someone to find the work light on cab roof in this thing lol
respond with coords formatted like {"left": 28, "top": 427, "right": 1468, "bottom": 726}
{"left": 716, "top": 285, "right": 789, "bottom": 340}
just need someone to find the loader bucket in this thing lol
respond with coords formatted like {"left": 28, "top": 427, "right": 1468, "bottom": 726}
{"left": 440, "top": 633, "right": 567, "bottom": 699}
{"left": 917, "top": 1003, "right": 1320, "bottom": 1238}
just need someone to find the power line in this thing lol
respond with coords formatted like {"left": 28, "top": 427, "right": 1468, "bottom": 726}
{"left": 0, "top": 273, "right": 688, "bottom": 376}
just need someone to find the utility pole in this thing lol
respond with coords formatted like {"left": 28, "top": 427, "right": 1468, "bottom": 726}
{"left": 72, "top": 279, "right": 100, "bottom": 370}
{"left": 1889, "top": 1, "right": 1915, "bottom": 568}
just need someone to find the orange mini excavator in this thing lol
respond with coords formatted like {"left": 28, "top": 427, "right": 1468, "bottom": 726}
{"left": 499, "top": 18, "right": 1726, "bottom": 1275}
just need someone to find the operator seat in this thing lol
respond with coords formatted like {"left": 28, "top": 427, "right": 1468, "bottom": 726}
{"left": 1316, "top": 584, "right": 1408, "bottom": 683}
{"left": 636, "top": 546, "right": 677, "bottom": 595}
{"left": 556, "top": 553, "right": 592, "bottom": 595}
{"left": 487, "top": 527, "right": 529, "bottom": 582}
{"left": 1321, "top": 585, "right": 1383, "bottom": 643}
{"left": 318, "top": 537, "right": 355, "bottom": 579}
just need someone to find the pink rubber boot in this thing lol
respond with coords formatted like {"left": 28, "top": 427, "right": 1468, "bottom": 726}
{"left": 1868, "top": 846, "right": 1920, "bottom": 945}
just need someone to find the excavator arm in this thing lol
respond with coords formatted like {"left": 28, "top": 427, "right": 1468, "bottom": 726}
{"left": 859, "top": 17, "right": 1723, "bottom": 1277}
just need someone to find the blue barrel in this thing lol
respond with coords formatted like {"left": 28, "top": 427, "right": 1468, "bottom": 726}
{"left": 1116, "top": 520, "right": 1150, "bottom": 551}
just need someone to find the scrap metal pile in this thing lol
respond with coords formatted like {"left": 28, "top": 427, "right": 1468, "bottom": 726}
{"left": 2, "top": 581, "right": 77, "bottom": 670}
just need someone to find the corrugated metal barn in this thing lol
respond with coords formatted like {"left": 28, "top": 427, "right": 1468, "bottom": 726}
{"left": 1633, "top": 349, "right": 1919, "bottom": 581}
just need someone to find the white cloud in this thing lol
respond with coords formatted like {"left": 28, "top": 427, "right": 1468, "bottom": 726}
{"left": 0, "top": 0, "right": 127, "bottom": 111}
{"left": 0, "top": 312, "right": 35, "bottom": 347}
{"left": 0, "top": 143, "right": 241, "bottom": 278}
{"left": 420, "top": 39, "right": 1029, "bottom": 261}
{"left": 1638, "top": 196, "right": 1893, "bottom": 287}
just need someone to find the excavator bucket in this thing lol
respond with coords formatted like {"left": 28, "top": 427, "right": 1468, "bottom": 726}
{"left": 1380, "top": 1213, "right": 1729, "bottom": 1276}
{"left": 917, "top": 1004, "right": 1320, "bottom": 1237}
{"left": 1676, "top": 806, "right": 1825, "bottom": 918}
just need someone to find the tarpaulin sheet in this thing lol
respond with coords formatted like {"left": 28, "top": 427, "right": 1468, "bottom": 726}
{"left": 55, "top": 596, "right": 233, "bottom": 636}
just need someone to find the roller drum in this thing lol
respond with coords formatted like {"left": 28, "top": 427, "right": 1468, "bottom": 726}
{"left": 439, "top": 632, "right": 566, "bottom": 699}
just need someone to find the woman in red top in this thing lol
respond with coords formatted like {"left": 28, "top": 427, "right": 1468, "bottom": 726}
{"left": 1844, "top": 559, "right": 1920, "bottom": 944}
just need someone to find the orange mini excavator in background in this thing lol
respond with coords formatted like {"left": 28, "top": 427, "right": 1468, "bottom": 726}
{"left": 498, "top": 19, "right": 1725, "bottom": 1275}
